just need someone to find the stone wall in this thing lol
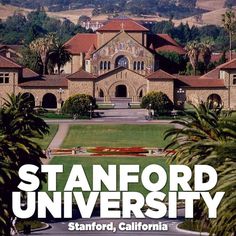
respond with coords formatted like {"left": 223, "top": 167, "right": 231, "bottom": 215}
{"left": 147, "top": 79, "right": 174, "bottom": 102}
{"left": 222, "top": 69, "right": 236, "bottom": 109}
{"left": 0, "top": 68, "right": 20, "bottom": 105}
{"left": 68, "top": 79, "right": 94, "bottom": 97}
{"left": 62, "top": 54, "right": 83, "bottom": 74}
{"left": 185, "top": 88, "right": 228, "bottom": 106}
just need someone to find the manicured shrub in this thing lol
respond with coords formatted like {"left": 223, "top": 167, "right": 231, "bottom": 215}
{"left": 62, "top": 94, "right": 95, "bottom": 117}
{"left": 141, "top": 91, "right": 173, "bottom": 115}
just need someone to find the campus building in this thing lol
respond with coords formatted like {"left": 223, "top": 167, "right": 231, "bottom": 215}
{"left": 0, "top": 18, "right": 235, "bottom": 109}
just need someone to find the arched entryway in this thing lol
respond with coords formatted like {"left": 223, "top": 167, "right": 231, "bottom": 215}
{"left": 22, "top": 92, "right": 35, "bottom": 107}
{"left": 115, "top": 55, "right": 129, "bottom": 68}
{"left": 115, "top": 85, "right": 127, "bottom": 97}
{"left": 42, "top": 93, "right": 57, "bottom": 109}
{"left": 99, "top": 89, "right": 104, "bottom": 97}
{"left": 207, "top": 94, "right": 222, "bottom": 108}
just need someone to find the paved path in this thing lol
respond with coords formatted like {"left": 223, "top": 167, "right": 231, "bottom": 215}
{"left": 25, "top": 209, "right": 198, "bottom": 236}
{"left": 48, "top": 123, "right": 69, "bottom": 149}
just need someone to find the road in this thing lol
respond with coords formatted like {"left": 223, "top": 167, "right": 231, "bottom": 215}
{"left": 24, "top": 209, "right": 200, "bottom": 236}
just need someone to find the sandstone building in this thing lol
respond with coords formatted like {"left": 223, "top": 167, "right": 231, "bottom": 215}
{"left": 0, "top": 18, "right": 235, "bottom": 109}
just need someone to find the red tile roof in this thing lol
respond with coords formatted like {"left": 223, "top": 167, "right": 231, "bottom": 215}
{"left": 177, "top": 75, "right": 225, "bottom": 88}
{"left": 19, "top": 75, "right": 68, "bottom": 87}
{"left": 146, "top": 69, "right": 176, "bottom": 80}
{"left": 0, "top": 55, "right": 22, "bottom": 68}
{"left": 85, "top": 44, "right": 96, "bottom": 60}
{"left": 97, "top": 19, "right": 149, "bottom": 32}
{"left": 147, "top": 34, "right": 185, "bottom": 55}
{"left": 67, "top": 69, "right": 95, "bottom": 79}
{"left": 23, "top": 68, "right": 39, "bottom": 79}
{"left": 210, "top": 52, "right": 236, "bottom": 63}
{"left": 64, "top": 33, "right": 97, "bottom": 55}
{"left": 200, "top": 67, "right": 220, "bottom": 79}
{"left": 217, "top": 58, "right": 236, "bottom": 69}
{"left": 0, "top": 44, "right": 22, "bottom": 52}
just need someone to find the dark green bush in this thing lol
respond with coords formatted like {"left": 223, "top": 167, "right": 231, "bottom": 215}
{"left": 62, "top": 94, "right": 95, "bottom": 117}
{"left": 141, "top": 91, "right": 173, "bottom": 115}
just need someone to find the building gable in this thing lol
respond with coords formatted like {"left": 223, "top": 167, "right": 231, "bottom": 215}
{"left": 92, "top": 31, "right": 152, "bottom": 61}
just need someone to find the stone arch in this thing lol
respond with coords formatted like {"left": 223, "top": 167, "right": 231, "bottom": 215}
{"left": 115, "top": 55, "right": 129, "bottom": 68}
{"left": 207, "top": 94, "right": 222, "bottom": 108}
{"left": 95, "top": 85, "right": 108, "bottom": 98}
{"left": 137, "top": 85, "right": 147, "bottom": 98}
{"left": 108, "top": 80, "right": 136, "bottom": 98}
{"left": 115, "top": 85, "right": 127, "bottom": 97}
{"left": 112, "top": 52, "right": 132, "bottom": 69}
{"left": 22, "top": 92, "right": 35, "bottom": 107}
{"left": 99, "top": 89, "right": 104, "bottom": 97}
{"left": 42, "top": 93, "right": 57, "bottom": 109}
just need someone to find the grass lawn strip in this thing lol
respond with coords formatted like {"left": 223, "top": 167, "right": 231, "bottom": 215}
{"left": 33, "top": 124, "right": 58, "bottom": 149}
{"left": 16, "top": 220, "right": 47, "bottom": 231}
{"left": 62, "top": 124, "right": 171, "bottom": 148}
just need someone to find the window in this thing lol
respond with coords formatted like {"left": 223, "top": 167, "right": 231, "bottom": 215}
{"left": 141, "top": 61, "right": 144, "bottom": 70}
{"left": 104, "top": 61, "right": 107, "bottom": 70}
{"left": 115, "top": 56, "right": 129, "bottom": 68}
{"left": 137, "top": 61, "right": 141, "bottom": 70}
{"left": 133, "top": 61, "right": 137, "bottom": 70}
{"left": 108, "top": 61, "right": 111, "bottom": 70}
{"left": 233, "top": 78, "right": 236, "bottom": 85}
{"left": 100, "top": 61, "right": 103, "bottom": 70}
{"left": 0, "top": 73, "right": 10, "bottom": 84}
{"left": 5, "top": 77, "right": 9, "bottom": 83}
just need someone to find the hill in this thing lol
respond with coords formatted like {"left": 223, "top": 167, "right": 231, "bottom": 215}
{"left": 0, "top": 3, "right": 30, "bottom": 20}
{"left": 0, "top": 0, "right": 205, "bottom": 19}
{"left": 0, "top": 1, "right": 235, "bottom": 27}
{"left": 196, "top": 0, "right": 226, "bottom": 11}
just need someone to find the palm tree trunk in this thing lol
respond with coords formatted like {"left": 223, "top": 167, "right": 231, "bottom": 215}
{"left": 58, "top": 64, "right": 61, "bottom": 75}
{"left": 229, "top": 32, "right": 232, "bottom": 61}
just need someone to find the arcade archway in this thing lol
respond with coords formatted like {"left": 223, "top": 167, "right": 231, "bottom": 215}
{"left": 42, "top": 93, "right": 57, "bottom": 109}
{"left": 207, "top": 94, "right": 222, "bottom": 108}
{"left": 115, "top": 85, "right": 127, "bottom": 97}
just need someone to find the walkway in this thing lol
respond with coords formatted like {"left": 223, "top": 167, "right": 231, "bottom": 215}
{"left": 48, "top": 123, "right": 69, "bottom": 149}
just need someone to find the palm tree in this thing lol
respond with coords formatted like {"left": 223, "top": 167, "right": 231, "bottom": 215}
{"left": 164, "top": 102, "right": 236, "bottom": 235}
{"left": 0, "top": 93, "right": 49, "bottom": 235}
{"left": 222, "top": 9, "right": 236, "bottom": 61}
{"left": 29, "top": 34, "right": 56, "bottom": 75}
{"left": 48, "top": 42, "right": 71, "bottom": 74}
{"left": 185, "top": 41, "right": 201, "bottom": 75}
{"left": 200, "top": 39, "right": 214, "bottom": 73}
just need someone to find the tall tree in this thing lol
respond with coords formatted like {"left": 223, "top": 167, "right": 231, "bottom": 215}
{"left": 48, "top": 42, "right": 72, "bottom": 74}
{"left": 0, "top": 93, "right": 49, "bottom": 235}
{"left": 165, "top": 102, "right": 236, "bottom": 236}
{"left": 200, "top": 39, "right": 214, "bottom": 73}
{"left": 29, "top": 34, "right": 56, "bottom": 74}
{"left": 222, "top": 9, "right": 236, "bottom": 61}
{"left": 185, "top": 41, "right": 201, "bottom": 75}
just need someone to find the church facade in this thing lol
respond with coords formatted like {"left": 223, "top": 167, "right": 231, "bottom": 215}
{"left": 0, "top": 18, "right": 235, "bottom": 109}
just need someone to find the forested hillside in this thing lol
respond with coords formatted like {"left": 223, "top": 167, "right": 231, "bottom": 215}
{"left": 0, "top": 0, "right": 205, "bottom": 19}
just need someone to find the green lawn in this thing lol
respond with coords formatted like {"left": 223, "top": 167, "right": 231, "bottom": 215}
{"left": 33, "top": 124, "right": 58, "bottom": 149}
{"left": 62, "top": 124, "right": 171, "bottom": 148}
{"left": 43, "top": 156, "right": 170, "bottom": 199}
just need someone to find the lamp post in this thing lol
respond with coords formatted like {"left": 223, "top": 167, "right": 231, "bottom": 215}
{"left": 89, "top": 102, "right": 93, "bottom": 119}
{"left": 57, "top": 88, "right": 64, "bottom": 108}
{"left": 148, "top": 103, "right": 152, "bottom": 119}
